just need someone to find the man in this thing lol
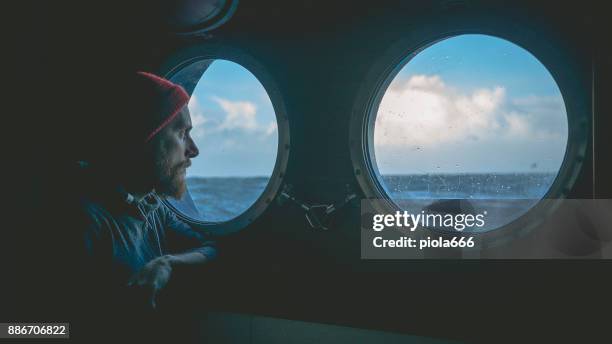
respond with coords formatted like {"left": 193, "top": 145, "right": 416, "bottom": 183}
{"left": 75, "top": 72, "right": 216, "bottom": 312}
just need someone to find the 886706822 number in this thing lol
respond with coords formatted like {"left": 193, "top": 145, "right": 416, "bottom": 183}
{"left": 1, "top": 323, "right": 69, "bottom": 339}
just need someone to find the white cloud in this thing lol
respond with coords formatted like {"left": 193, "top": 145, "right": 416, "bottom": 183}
{"left": 375, "top": 74, "right": 565, "bottom": 148}
{"left": 213, "top": 96, "right": 259, "bottom": 131}
{"left": 206, "top": 96, "right": 279, "bottom": 140}
{"left": 188, "top": 95, "right": 279, "bottom": 141}
{"left": 187, "top": 96, "right": 209, "bottom": 138}
{"left": 503, "top": 112, "right": 530, "bottom": 138}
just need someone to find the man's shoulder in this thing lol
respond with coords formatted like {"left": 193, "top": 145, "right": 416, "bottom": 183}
{"left": 71, "top": 196, "right": 119, "bottom": 236}
{"left": 151, "top": 196, "right": 174, "bottom": 217}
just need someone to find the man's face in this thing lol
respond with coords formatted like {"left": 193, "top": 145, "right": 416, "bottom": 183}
{"left": 150, "top": 105, "right": 199, "bottom": 199}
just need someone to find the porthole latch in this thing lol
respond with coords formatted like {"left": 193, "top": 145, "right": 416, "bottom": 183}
{"left": 278, "top": 184, "right": 357, "bottom": 231}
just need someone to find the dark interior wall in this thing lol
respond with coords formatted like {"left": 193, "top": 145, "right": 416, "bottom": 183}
{"left": 6, "top": 1, "right": 612, "bottom": 342}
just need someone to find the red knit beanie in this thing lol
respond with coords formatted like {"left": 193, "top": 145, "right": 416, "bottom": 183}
{"left": 135, "top": 71, "right": 190, "bottom": 143}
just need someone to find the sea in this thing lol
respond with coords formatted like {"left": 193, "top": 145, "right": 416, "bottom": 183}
{"left": 185, "top": 173, "right": 557, "bottom": 228}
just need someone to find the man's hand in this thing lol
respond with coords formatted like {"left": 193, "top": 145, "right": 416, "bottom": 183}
{"left": 126, "top": 252, "right": 208, "bottom": 309}
{"left": 127, "top": 255, "right": 174, "bottom": 309}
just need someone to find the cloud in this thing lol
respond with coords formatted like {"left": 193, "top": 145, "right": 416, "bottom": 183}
{"left": 187, "top": 96, "right": 209, "bottom": 138}
{"left": 213, "top": 96, "right": 259, "bottom": 131}
{"left": 187, "top": 94, "right": 280, "bottom": 148}
{"left": 205, "top": 96, "right": 278, "bottom": 139}
{"left": 504, "top": 112, "right": 530, "bottom": 137}
{"left": 375, "top": 74, "right": 566, "bottom": 148}
{"left": 509, "top": 95, "right": 567, "bottom": 136}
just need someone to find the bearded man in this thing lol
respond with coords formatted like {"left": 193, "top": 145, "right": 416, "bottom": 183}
{"left": 76, "top": 71, "right": 216, "bottom": 312}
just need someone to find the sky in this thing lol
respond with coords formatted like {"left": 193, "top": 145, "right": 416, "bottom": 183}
{"left": 182, "top": 34, "right": 568, "bottom": 178}
{"left": 374, "top": 34, "right": 568, "bottom": 174}
{"left": 185, "top": 60, "right": 278, "bottom": 178}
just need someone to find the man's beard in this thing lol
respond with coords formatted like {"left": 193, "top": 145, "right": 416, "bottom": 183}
{"left": 154, "top": 158, "right": 189, "bottom": 199}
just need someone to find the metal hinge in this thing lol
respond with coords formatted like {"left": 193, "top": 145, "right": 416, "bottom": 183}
{"left": 278, "top": 184, "right": 357, "bottom": 231}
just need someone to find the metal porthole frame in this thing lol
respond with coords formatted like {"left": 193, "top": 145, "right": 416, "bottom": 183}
{"left": 168, "top": 0, "right": 240, "bottom": 36}
{"left": 349, "top": 17, "right": 590, "bottom": 249}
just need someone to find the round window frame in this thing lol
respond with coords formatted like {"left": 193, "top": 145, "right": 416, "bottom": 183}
{"left": 169, "top": 0, "right": 240, "bottom": 36}
{"left": 349, "top": 25, "right": 590, "bottom": 247}
{"left": 158, "top": 44, "right": 290, "bottom": 235}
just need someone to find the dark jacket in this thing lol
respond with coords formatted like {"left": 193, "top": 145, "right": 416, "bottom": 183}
{"left": 67, "top": 180, "right": 217, "bottom": 341}
{"left": 80, "top": 186, "right": 217, "bottom": 285}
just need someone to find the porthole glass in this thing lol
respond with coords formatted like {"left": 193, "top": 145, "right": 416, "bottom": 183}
{"left": 169, "top": 59, "right": 279, "bottom": 223}
{"left": 372, "top": 34, "right": 568, "bottom": 231}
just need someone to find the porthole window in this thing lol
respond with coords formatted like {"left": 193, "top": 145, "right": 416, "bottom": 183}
{"left": 357, "top": 34, "right": 574, "bottom": 232}
{"left": 164, "top": 56, "right": 288, "bottom": 232}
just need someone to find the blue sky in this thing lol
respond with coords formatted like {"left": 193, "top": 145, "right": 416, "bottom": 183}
{"left": 404, "top": 35, "right": 563, "bottom": 98}
{"left": 186, "top": 60, "right": 278, "bottom": 178}
{"left": 375, "top": 34, "right": 568, "bottom": 174}
{"left": 184, "top": 34, "right": 568, "bottom": 178}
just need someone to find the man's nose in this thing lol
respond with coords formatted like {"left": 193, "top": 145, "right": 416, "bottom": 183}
{"left": 187, "top": 136, "right": 199, "bottom": 158}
